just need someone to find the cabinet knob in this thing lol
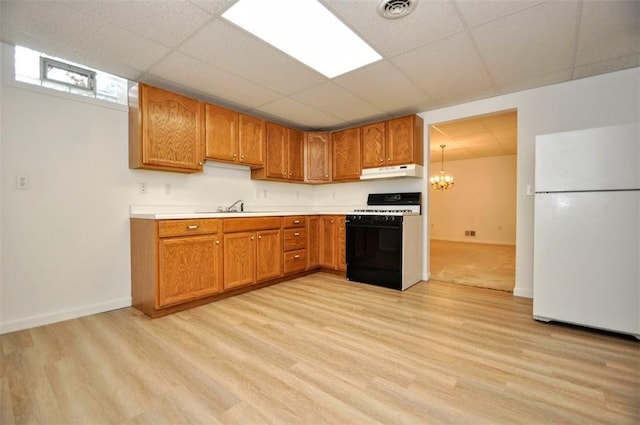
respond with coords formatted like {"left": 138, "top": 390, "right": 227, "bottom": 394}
{"left": 388, "top": 158, "right": 391, "bottom": 161}
{"left": 251, "top": 236, "right": 255, "bottom": 240}
{"left": 233, "top": 153, "right": 237, "bottom": 158}
{"left": 216, "top": 240, "right": 220, "bottom": 244}
{"left": 293, "top": 220, "right": 301, "bottom": 224}
{"left": 330, "top": 220, "right": 334, "bottom": 224}
{"left": 294, "top": 232, "right": 300, "bottom": 236}
{"left": 240, "top": 155, "right": 244, "bottom": 159}
{"left": 187, "top": 225, "right": 199, "bottom": 230}
{"left": 380, "top": 158, "right": 384, "bottom": 162}
{"left": 198, "top": 162, "right": 203, "bottom": 166}
{"left": 258, "top": 235, "right": 262, "bottom": 239}
{"left": 294, "top": 255, "right": 300, "bottom": 259}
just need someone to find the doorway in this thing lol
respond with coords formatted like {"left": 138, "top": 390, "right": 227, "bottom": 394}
{"left": 428, "top": 110, "right": 517, "bottom": 292}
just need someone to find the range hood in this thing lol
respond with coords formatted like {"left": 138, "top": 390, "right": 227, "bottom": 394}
{"left": 360, "top": 164, "right": 423, "bottom": 180}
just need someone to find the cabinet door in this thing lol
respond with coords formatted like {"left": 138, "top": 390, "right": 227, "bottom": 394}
{"left": 256, "top": 229, "right": 282, "bottom": 281}
{"left": 336, "top": 216, "right": 347, "bottom": 271}
{"left": 386, "top": 115, "right": 418, "bottom": 166}
{"left": 223, "top": 232, "right": 256, "bottom": 289}
{"left": 157, "top": 234, "right": 222, "bottom": 307}
{"left": 307, "top": 216, "right": 320, "bottom": 269}
{"left": 287, "top": 128, "right": 304, "bottom": 181}
{"left": 239, "top": 114, "right": 265, "bottom": 166}
{"left": 332, "top": 127, "right": 361, "bottom": 181}
{"left": 265, "top": 122, "right": 287, "bottom": 179}
{"left": 305, "top": 132, "right": 331, "bottom": 182}
{"left": 205, "top": 104, "right": 238, "bottom": 162}
{"left": 139, "top": 84, "right": 204, "bottom": 172}
{"left": 361, "top": 122, "right": 386, "bottom": 168}
{"left": 319, "top": 216, "right": 337, "bottom": 268}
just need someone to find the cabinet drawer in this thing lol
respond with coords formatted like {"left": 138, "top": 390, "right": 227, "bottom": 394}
{"left": 158, "top": 219, "right": 220, "bottom": 238}
{"left": 284, "top": 228, "right": 307, "bottom": 251}
{"left": 283, "top": 216, "right": 306, "bottom": 228}
{"left": 223, "top": 217, "right": 282, "bottom": 233}
{"left": 284, "top": 249, "right": 307, "bottom": 274}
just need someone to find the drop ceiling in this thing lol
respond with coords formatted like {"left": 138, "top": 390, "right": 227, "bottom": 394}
{"left": 1, "top": 0, "right": 638, "bottom": 136}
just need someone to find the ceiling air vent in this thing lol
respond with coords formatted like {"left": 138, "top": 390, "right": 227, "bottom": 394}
{"left": 377, "top": 0, "right": 416, "bottom": 19}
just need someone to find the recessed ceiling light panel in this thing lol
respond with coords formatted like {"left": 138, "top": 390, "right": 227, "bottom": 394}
{"left": 222, "top": 0, "right": 382, "bottom": 78}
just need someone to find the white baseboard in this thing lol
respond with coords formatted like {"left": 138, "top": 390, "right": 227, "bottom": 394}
{"left": 0, "top": 297, "right": 132, "bottom": 334}
{"left": 513, "top": 287, "right": 533, "bottom": 298}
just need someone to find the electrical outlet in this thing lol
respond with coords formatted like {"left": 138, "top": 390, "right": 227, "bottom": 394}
{"left": 16, "top": 175, "right": 29, "bottom": 189}
{"left": 140, "top": 182, "right": 147, "bottom": 194}
{"left": 165, "top": 183, "right": 172, "bottom": 195}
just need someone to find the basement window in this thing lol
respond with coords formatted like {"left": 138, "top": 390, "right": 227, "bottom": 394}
{"left": 14, "top": 45, "right": 127, "bottom": 105}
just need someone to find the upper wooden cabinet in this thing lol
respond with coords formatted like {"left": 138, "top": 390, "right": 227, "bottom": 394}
{"left": 239, "top": 114, "right": 266, "bottom": 166}
{"left": 362, "top": 115, "right": 424, "bottom": 169}
{"left": 252, "top": 122, "right": 304, "bottom": 182}
{"left": 305, "top": 132, "right": 331, "bottom": 183}
{"left": 129, "top": 83, "right": 204, "bottom": 173}
{"left": 332, "top": 127, "right": 361, "bottom": 181}
{"left": 204, "top": 104, "right": 264, "bottom": 167}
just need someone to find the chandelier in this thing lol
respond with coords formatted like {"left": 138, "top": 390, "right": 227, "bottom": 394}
{"left": 430, "top": 144, "right": 454, "bottom": 190}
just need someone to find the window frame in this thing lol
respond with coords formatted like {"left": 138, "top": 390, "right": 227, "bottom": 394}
{"left": 40, "top": 56, "right": 97, "bottom": 93}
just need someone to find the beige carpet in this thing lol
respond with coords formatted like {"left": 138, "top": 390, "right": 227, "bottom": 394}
{"left": 430, "top": 240, "right": 515, "bottom": 292}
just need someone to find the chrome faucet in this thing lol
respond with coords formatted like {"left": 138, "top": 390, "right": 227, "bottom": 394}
{"left": 225, "top": 199, "right": 244, "bottom": 212}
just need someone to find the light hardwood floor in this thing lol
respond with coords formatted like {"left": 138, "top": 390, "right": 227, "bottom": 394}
{"left": 2, "top": 274, "right": 638, "bottom": 424}
{"left": 430, "top": 240, "right": 516, "bottom": 292}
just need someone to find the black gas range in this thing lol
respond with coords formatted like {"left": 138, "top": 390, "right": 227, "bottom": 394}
{"left": 345, "top": 192, "right": 423, "bottom": 290}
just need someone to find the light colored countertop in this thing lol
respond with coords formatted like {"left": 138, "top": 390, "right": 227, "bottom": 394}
{"left": 130, "top": 205, "right": 355, "bottom": 220}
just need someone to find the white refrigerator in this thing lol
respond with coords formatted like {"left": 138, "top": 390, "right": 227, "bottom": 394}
{"left": 533, "top": 123, "right": 640, "bottom": 338}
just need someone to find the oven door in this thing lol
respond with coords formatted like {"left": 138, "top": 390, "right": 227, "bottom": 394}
{"left": 346, "top": 219, "right": 403, "bottom": 290}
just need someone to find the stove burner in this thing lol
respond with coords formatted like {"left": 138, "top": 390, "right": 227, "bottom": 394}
{"left": 354, "top": 209, "right": 414, "bottom": 213}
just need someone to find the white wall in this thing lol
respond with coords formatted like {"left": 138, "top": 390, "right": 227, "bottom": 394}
{"left": 420, "top": 67, "right": 640, "bottom": 298}
{"left": 430, "top": 155, "right": 516, "bottom": 245}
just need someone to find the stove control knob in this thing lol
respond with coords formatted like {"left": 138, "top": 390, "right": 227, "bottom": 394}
{"left": 389, "top": 216, "right": 395, "bottom": 222}
{"left": 357, "top": 215, "right": 361, "bottom": 220}
{"left": 383, "top": 216, "right": 389, "bottom": 221}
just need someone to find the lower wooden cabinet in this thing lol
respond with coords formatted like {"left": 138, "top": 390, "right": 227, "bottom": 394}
{"left": 283, "top": 215, "right": 307, "bottom": 274}
{"left": 319, "top": 215, "right": 346, "bottom": 271}
{"left": 223, "top": 218, "right": 282, "bottom": 290}
{"left": 131, "top": 214, "right": 344, "bottom": 318}
{"left": 131, "top": 218, "right": 223, "bottom": 317}
{"left": 307, "top": 216, "right": 320, "bottom": 269}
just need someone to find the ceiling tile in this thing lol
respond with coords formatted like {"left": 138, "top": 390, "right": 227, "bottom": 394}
{"left": 179, "top": 19, "right": 326, "bottom": 95}
{"left": 392, "top": 31, "right": 494, "bottom": 102}
{"left": 188, "top": 0, "right": 236, "bottom": 15}
{"left": 290, "top": 82, "right": 388, "bottom": 125}
{"left": 573, "top": 55, "right": 640, "bottom": 80}
{"left": 253, "top": 97, "right": 347, "bottom": 131}
{"left": 454, "top": 0, "right": 547, "bottom": 28}
{"left": 471, "top": 1, "right": 579, "bottom": 85}
{"left": 148, "top": 51, "right": 282, "bottom": 109}
{"left": 575, "top": 0, "right": 640, "bottom": 67}
{"left": 323, "top": 0, "right": 465, "bottom": 57}
{"left": 65, "top": 0, "right": 214, "bottom": 48}
{"left": 334, "top": 61, "right": 430, "bottom": 114}
{"left": 0, "top": 2, "right": 169, "bottom": 81}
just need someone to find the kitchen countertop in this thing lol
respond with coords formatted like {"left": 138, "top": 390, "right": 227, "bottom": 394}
{"left": 130, "top": 206, "right": 356, "bottom": 220}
